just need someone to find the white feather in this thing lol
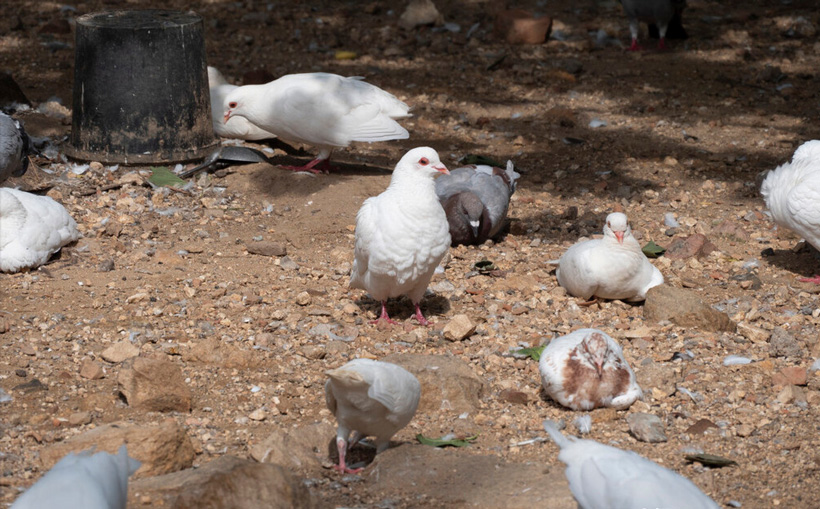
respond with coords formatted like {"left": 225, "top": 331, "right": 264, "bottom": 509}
{"left": 207, "top": 67, "right": 277, "bottom": 141}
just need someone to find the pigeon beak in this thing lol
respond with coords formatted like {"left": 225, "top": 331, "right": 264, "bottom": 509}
{"left": 470, "top": 219, "right": 480, "bottom": 238}
{"left": 614, "top": 231, "right": 624, "bottom": 244}
{"left": 224, "top": 110, "right": 232, "bottom": 123}
{"left": 595, "top": 361, "right": 604, "bottom": 377}
{"left": 433, "top": 163, "right": 449, "bottom": 175}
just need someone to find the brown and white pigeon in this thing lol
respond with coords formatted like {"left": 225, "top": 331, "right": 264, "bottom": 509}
{"left": 761, "top": 140, "right": 820, "bottom": 283}
{"left": 207, "top": 66, "right": 277, "bottom": 141}
{"left": 11, "top": 445, "right": 140, "bottom": 509}
{"left": 539, "top": 329, "right": 642, "bottom": 411}
{"left": 222, "top": 73, "right": 411, "bottom": 173}
{"left": 350, "top": 147, "right": 450, "bottom": 325}
{"left": 543, "top": 420, "right": 720, "bottom": 509}
{"left": 435, "top": 160, "right": 520, "bottom": 245}
{"left": 619, "top": 0, "right": 684, "bottom": 50}
{"left": 0, "top": 188, "right": 79, "bottom": 273}
{"left": 325, "top": 359, "right": 421, "bottom": 474}
{"left": 554, "top": 212, "right": 664, "bottom": 302}
{"left": 0, "top": 112, "right": 33, "bottom": 183}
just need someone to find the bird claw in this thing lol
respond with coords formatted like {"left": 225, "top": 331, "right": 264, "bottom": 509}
{"left": 627, "top": 40, "right": 643, "bottom": 51}
{"left": 332, "top": 464, "right": 364, "bottom": 474}
{"left": 279, "top": 158, "right": 337, "bottom": 174}
{"left": 798, "top": 275, "right": 820, "bottom": 284}
{"left": 369, "top": 317, "right": 399, "bottom": 326}
{"left": 577, "top": 297, "right": 599, "bottom": 307}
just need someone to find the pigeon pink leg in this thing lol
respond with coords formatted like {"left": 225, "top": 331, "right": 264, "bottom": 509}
{"left": 798, "top": 275, "right": 820, "bottom": 284}
{"left": 333, "top": 437, "right": 363, "bottom": 474}
{"left": 628, "top": 38, "right": 643, "bottom": 51}
{"left": 657, "top": 37, "right": 667, "bottom": 50}
{"left": 369, "top": 301, "right": 398, "bottom": 325}
{"left": 413, "top": 303, "right": 430, "bottom": 326}
{"left": 279, "top": 157, "right": 333, "bottom": 174}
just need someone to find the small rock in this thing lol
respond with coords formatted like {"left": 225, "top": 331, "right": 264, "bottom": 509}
{"left": 250, "top": 421, "right": 335, "bottom": 469}
{"left": 442, "top": 314, "right": 476, "bottom": 341}
{"left": 79, "top": 359, "right": 105, "bottom": 380}
{"left": 737, "top": 323, "right": 771, "bottom": 344}
{"left": 772, "top": 366, "right": 808, "bottom": 387}
{"left": 644, "top": 285, "right": 736, "bottom": 333}
{"left": 295, "top": 291, "right": 311, "bottom": 306}
{"left": 248, "top": 408, "right": 267, "bottom": 421}
{"left": 498, "top": 388, "right": 528, "bottom": 405}
{"left": 246, "top": 241, "right": 287, "bottom": 257}
{"left": 101, "top": 341, "right": 140, "bottom": 363}
{"left": 96, "top": 259, "right": 115, "bottom": 272}
{"left": 664, "top": 234, "right": 717, "bottom": 260}
{"left": 769, "top": 327, "right": 803, "bottom": 358}
{"left": 776, "top": 385, "right": 806, "bottom": 405}
{"left": 686, "top": 418, "right": 718, "bottom": 435}
{"left": 300, "top": 344, "right": 325, "bottom": 360}
{"left": 398, "top": 0, "right": 442, "bottom": 30}
{"left": 279, "top": 256, "right": 299, "bottom": 271}
{"left": 494, "top": 8, "right": 553, "bottom": 44}
{"left": 626, "top": 412, "right": 667, "bottom": 443}
{"left": 118, "top": 357, "right": 192, "bottom": 412}
{"left": 68, "top": 411, "right": 92, "bottom": 426}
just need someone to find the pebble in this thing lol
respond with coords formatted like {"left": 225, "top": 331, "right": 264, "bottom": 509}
{"left": 79, "top": 359, "right": 105, "bottom": 380}
{"left": 769, "top": 327, "right": 802, "bottom": 358}
{"left": 626, "top": 412, "right": 667, "bottom": 443}
{"left": 246, "top": 241, "right": 287, "bottom": 257}
{"left": 101, "top": 341, "right": 140, "bottom": 363}
{"left": 249, "top": 408, "right": 267, "bottom": 421}
{"left": 295, "top": 291, "right": 311, "bottom": 306}
{"left": 442, "top": 314, "right": 476, "bottom": 341}
{"left": 279, "top": 256, "right": 299, "bottom": 271}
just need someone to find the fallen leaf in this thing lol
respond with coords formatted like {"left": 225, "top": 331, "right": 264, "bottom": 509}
{"left": 511, "top": 345, "right": 546, "bottom": 362}
{"left": 685, "top": 453, "right": 737, "bottom": 468}
{"left": 148, "top": 167, "right": 186, "bottom": 188}
{"left": 642, "top": 240, "right": 666, "bottom": 258}
{"left": 416, "top": 433, "right": 478, "bottom": 448}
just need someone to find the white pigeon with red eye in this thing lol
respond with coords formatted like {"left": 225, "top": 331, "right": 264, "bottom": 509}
{"left": 539, "top": 328, "right": 642, "bottom": 411}
{"left": 350, "top": 147, "right": 451, "bottom": 325}
{"left": 543, "top": 420, "right": 720, "bottom": 509}
{"left": 223, "top": 72, "right": 410, "bottom": 173}
{"left": 208, "top": 67, "right": 277, "bottom": 141}
{"left": 554, "top": 212, "right": 663, "bottom": 302}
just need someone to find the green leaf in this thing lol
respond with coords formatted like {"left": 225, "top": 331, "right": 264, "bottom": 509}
{"left": 684, "top": 453, "right": 737, "bottom": 468}
{"left": 642, "top": 241, "right": 666, "bottom": 258}
{"left": 416, "top": 433, "right": 478, "bottom": 448}
{"left": 512, "top": 345, "right": 546, "bottom": 362}
{"left": 459, "top": 154, "right": 504, "bottom": 168}
{"left": 148, "top": 166, "right": 187, "bottom": 188}
{"left": 474, "top": 260, "right": 498, "bottom": 274}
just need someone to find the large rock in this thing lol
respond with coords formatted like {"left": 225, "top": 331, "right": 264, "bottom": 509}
{"left": 769, "top": 327, "right": 803, "bottom": 358}
{"left": 664, "top": 234, "right": 717, "bottom": 260}
{"left": 366, "top": 444, "right": 575, "bottom": 508}
{"left": 644, "top": 285, "right": 736, "bottom": 332}
{"left": 249, "top": 421, "right": 334, "bottom": 469}
{"left": 627, "top": 412, "right": 667, "bottom": 443}
{"left": 40, "top": 420, "right": 194, "bottom": 478}
{"left": 494, "top": 9, "right": 553, "bottom": 44}
{"left": 185, "top": 337, "right": 258, "bottom": 369}
{"left": 130, "top": 455, "right": 318, "bottom": 509}
{"left": 117, "top": 356, "right": 192, "bottom": 412}
{"left": 382, "top": 353, "right": 487, "bottom": 413}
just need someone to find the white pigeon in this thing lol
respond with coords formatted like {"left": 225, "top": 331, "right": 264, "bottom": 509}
{"left": 0, "top": 188, "right": 80, "bottom": 273}
{"left": 619, "top": 0, "right": 682, "bottom": 50}
{"left": 539, "top": 328, "right": 642, "bottom": 411}
{"left": 325, "top": 358, "right": 421, "bottom": 474}
{"left": 11, "top": 445, "right": 140, "bottom": 509}
{"left": 554, "top": 212, "right": 664, "bottom": 302}
{"left": 223, "top": 72, "right": 411, "bottom": 173}
{"left": 543, "top": 420, "right": 720, "bottom": 509}
{"left": 435, "top": 159, "right": 520, "bottom": 245}
{"left": 350, "top": 147, "right": 450, "bottom": 325}
{"left": 0, "top": 112, "right": 32, "bottom": 183}
{"left": 761, "top": 140, "right": 820, "bottom": 283}
{"left": 207, "top": 66, "right": 277, "bottom": 141}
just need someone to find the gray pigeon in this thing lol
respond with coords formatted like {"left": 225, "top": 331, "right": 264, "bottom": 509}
{"left": 620, "top": 0, "right": 685, "bottom": 50}
{"left": 0, "top": 112, "right": 32, "bottom": 183}
{"left": 435, "top": 160, "right": 520, "bottom": 245}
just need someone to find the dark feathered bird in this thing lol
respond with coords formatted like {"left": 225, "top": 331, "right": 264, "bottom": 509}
{"left": 0, "top": 112, "right": 33, "bottom": 183}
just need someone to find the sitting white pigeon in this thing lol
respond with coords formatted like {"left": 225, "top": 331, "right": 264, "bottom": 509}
{"left": 539, "top": 328, "right": 642, "bottom": 411}
{"left": 0, "top": 112, "right": 33, "bottom": 183}
{"left": 11, "top": 445, "right": 140, "bottom": 509}
{"left": 222, "top": 72, "right": 411, "bottom": 173}
{"left": 761, "top": 140, "right": 820, "bottom": 283}
{"left": 543, "top": 420, "right": 720, "bottom": 509}
{"left": 350, "top": 147, "right": 450, "bottom": 325}
{"left": 554, "top": 212, "right": 663, "bottom": 302}
{"left": 325, "top": 358, "right": 421, "bottom": 474}
{"left": 619, "top": 0, "right": 682, "bottom": 50}
{"left": 435, "top": 159, "right": 520, "bottom": 245}
{"left": 0, "top": 188, "right": 80, "bottom": 273}
{"left": 207, "top": 67, "right": 277, "bottom": 141}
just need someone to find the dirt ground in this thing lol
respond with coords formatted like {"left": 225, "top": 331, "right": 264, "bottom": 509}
{"left": 2, "top": 0, "right": 820, "bottom": 507}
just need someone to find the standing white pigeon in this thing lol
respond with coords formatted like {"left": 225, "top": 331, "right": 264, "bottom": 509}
{"left": 435, "top": 160, "right": 520, "bottom": 245}
{"left": 542, "top": 420, "right": 720, "bottom": 509}
{"left": 761, "top": 140, "right": 820, "bottom": 284}
{"left": 325, "top": 358, "right": 421, "bottom": 474}
{"left": 11, "top": 445, "right": 140, "bottom": 509}
{"left": 0, "top": 112, "right": 33, "bottom": 183}
{"left": 619, "top": 0, "right": 681, "bottom": 50}
{"left": 554, "top": 212, "right": 663, "bottom": 302}
{"left": 223, "top": 72, "right": 411, "bottom": 173}
{"left": 539, "top": 328, "right": 642, "bottom": 411}
{"left": 207, "top": 66, "right": 277, "bottom": 141}
{"left": 0, "top": 188, "right": 80, "bottom": 273}
{"left": 350, "top": 147, "right": 450, "bottom": 325}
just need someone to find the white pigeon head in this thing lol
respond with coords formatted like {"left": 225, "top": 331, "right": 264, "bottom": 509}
{"left": 223, "top": 87, "right": 251, "bottom": 123}
{"left": 791, "top": 139, "right": 820, "bottom": 164}
{"left": 578, "top": 331, "right": 613, "bottom": 377}
{"left": 603, "top": 212, "right": 631, "bottom": 244}
{"left": 395, "top": 147, "right": 449, "bottom": 177}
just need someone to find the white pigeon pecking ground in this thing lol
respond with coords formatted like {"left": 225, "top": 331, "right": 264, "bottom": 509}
{"left": 207, "top": 66, "right": 278, "bottom": 141}
{"left": 349, "top": 147, "right": 451, "bottom": 326}
{"left": 222, "top": 72, "right": 411, "bottom": 173}
{"left": 0, "top": 187, "right": 80, "bottom": 273}
{"left": 761, "top": 139, "right": 820, "bottom": 283}
{"left": 543, "top": 420, "right": 720, "bottom": 509}
{"left": 619, "top": 0, "right": 681, "bottom": 50}
{"left": 553, "top": 211, "right": 664, "bottom": 303}
{"left": 324, "top": 358, "right": 421, "bottom": 474}
{"left": 0, "top": 112, "right": 33, "bottom": 183}
{"left": 11, "top": 445, "right": 140, "bottom": 509}
{"left": 435, "top": 159, "right": 520, "bottom": 245}
{"left": 539, "top": 328, "right": 642, "bottom": 411}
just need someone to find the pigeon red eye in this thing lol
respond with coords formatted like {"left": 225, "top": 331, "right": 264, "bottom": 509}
{"left": 229, "top": 102, "right": 237, "bottom": 108}
{"left": 419, "top": 158, "right": 429, "bottom": 165}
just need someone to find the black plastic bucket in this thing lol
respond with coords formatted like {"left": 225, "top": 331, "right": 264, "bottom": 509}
{"left": 66, "top": 10, "right": 216, "bottom": 164}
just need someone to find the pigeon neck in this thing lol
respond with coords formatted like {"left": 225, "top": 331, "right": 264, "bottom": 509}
{"left": 388, "top": 170, "right": 437, "bottom": 195}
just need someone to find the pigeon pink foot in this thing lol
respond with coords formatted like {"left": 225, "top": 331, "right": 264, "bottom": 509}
{"left": 369, "top": 301, "right": 399, "bottom": 326}
{"left": 333, "top": 438, "right": 363, "bottom": 474}
{"left": 413, "top": 303, "right": 430, "bottom": 326}
{"left": 628, "top": 39, "right": 643, "bottom": 51}
{"left": 798, "top": 275, "right": 820, "bottom": 284}
{"left": 279, "top": 157, "right": 337, "bottom": 174}
{"left": 657, "top": 37, "right": 667, "bottom": 50}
